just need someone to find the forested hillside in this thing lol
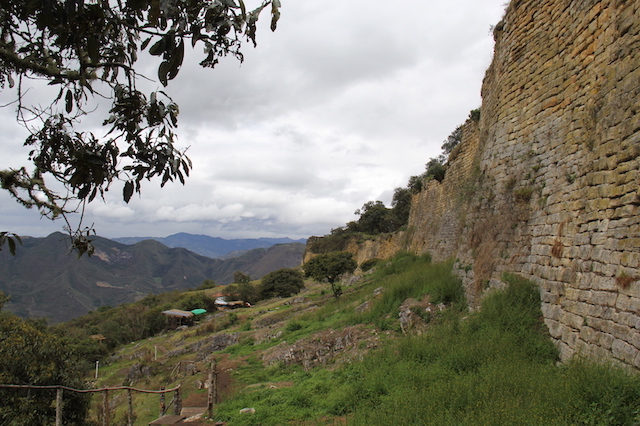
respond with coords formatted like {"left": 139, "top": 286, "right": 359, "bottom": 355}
{"left": 0, "top": 233, "right": 304, "bottom": 322}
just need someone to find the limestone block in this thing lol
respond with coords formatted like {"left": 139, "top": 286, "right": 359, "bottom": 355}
{"left": 561, "top": 310, "right": 585, "bottom": 329}
{"left": 541, "top": 291, "right": 559, "bottom": 303}
{"left": 611, "top": 322, "right": 633, "bottom": 341}
{"left": 586, "top": 303, "right": 605, "bottom": 318}
{"left": 630, "top": 330, "right": 640, "bottom": 351}
{"left": 557, "top": 340, "right": 575, "bottom": 362}
{"left": 562, "top": 327, "right": 579, "bottom": 347}
{"left": 616, "top": 294, "right": 631, "bottom": 311}
{"left": 541, "top": 302, "right": 562, "bottom": 321}
{"left": 588, "top": 290, "right": 617, "bottom": 307}
{"left": 579, "top": 326, "right": 597, "bottom": 344}
{"left": 612, "top": 339, "right": 637, "bottom": 364}
{"left": 598, "top": 332, "right": 615, "bottom": 350}
{"left": 544, "top": 318, "right": 563, "bottom": 339}
{"left": 628, "top": 297, "right": 640, "bottom": 313}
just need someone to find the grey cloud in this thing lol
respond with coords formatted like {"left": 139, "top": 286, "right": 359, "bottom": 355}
{"left": 0, "top": 0, "right": 507, "bottom": 241}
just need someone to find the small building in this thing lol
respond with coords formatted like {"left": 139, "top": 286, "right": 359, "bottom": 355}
{"left": 161, "top": 309, "right": 194, "bottom": 328}
{"left": 214, "top": 297, "right": 250, "bottom": 310}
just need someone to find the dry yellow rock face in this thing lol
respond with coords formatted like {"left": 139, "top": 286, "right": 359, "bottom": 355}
{"left": 310, "top": 0, "right": 640, "bottom": 368}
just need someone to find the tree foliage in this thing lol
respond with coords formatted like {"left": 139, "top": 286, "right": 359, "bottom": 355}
{"left": 0, "top": 313, "right": 90, "bottom": 424}
{"left": 233, "top": 270, "right": 251, "bottom": 284}
{"left": 303, "top": 251, "right": 357, "bottom": 299}
{"left": 196, "top": 278, "right": 217, "bottom": 290}
{"left": 258, "top": 268, "right": 304, "bottom": 299}
{"left": 224, "top": 281, "right": 258, "bottom": 303}
{"left": 441, "top": 124, "right": 463, "bottom": 156}
{"left": 0, "top": 0, "right": 281, "bottom": 247}
{"left": 0, "top": 232, "right": 22, "bottom": 255}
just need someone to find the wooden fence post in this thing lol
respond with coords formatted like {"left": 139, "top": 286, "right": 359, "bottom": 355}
{"left": 102, "top": 389, "right": 109, "bottom": 426}
{"left": 207, "top": 360, "right": 214, "bottom": 419}
{"left": 160, "top": 386, "right": 166, "bottom": 417}
{"left": 213, "top": 362, "right": 218, "bottom": 405}
{"left": 127, "top": 388, "right": 134, "bottom": 426}
{"left": 207, "top": 359, "right": 219, "bottom": 419}
{"left": 55, "top": 387, "right": 63, "bottom": 426}
{"left": 174, "top": 386, "right": 182, "bottom": 415}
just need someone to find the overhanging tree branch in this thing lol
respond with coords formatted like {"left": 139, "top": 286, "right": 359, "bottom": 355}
{"left": 0, "top": 0, "right": 281, "bottom": 255}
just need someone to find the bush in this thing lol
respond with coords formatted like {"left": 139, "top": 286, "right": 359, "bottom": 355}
{"left": 177, "top": 292, "right": 216, "bottom": 312}
{"left": 308, "top": 229, "right": 351, "bottom": 254}
{"left": 360, "top": 258, "right": 381, "bottom": 272}
{"left": 303, "top": 251, "right": 357, "bottom": 299}
{"left": 259, "top": 268, "right": 305, "bottom": 299}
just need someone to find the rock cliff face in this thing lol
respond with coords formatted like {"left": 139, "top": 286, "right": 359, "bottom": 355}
{"left": 313, "top": 0, "right": 640, "bottom": 368}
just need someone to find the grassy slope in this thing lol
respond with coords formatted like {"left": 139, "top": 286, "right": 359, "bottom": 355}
{"left": 91, "top": 254, "right": 640, "bottom": 425}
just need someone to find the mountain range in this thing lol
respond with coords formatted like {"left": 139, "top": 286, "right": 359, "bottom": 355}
{"left": 0, "top": 233, "right": 306, "bottom": 323}
{"left": 112, "top": 233, "right": 307, "bottom": 258}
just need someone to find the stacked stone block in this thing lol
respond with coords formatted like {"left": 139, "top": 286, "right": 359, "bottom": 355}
{"left": 454, "top": 0, "right": 640, "bottom": 366}
{"left": 306, "top": 0, "right": 640, "bottom": 369}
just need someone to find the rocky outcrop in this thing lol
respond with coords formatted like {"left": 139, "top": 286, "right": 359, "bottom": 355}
{"left": 261, "top": 326, "right": 380, "bottom": 370}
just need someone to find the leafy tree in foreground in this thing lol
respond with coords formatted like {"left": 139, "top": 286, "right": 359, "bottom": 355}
{"left": 259, "top": 268, "right": 304, "bottom": 299}
{"left": 0, "top": 298, "right": 90, "bottom": 424}
{"left": 0, "top": 0, "right": 281, "bottom": 251}
{"left": 303, "top": 251, "right": 357, "bottom": 299}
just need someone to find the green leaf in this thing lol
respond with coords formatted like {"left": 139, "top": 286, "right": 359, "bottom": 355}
{"left": 88, "top": 187, "right": 98, "bottom": 202}
{"left": 87, "top": 36, "right": 100, "bottom": 63}
{"left": 77, "top": 185, "right": 91, "bottom": 200}
{"left": 167, "top": 39, "right": 184, "bottom": 81}
{"left": 65, "top": 89, "right": 73, "bottom": 113}
{"left": 148, "top": 38, "right": 166, "bottom": 56}
{"left": 7, "top": 237, "right": 16, "bottom": 256}
{"left": 158, "top": 61, "right": 170, "bottom": 86}
{"left": 123, "top": 181, "right": 134, "bottom": 203}
{"left": 141, "top": 36, "right": 152, "bottom": 51}
{"left": 190, "top": 24, "right": 201, "bottom": 48}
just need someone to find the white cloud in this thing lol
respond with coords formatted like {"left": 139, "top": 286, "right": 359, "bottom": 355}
{"left": 0, "top": 0, "right": 506, "bottom": 240}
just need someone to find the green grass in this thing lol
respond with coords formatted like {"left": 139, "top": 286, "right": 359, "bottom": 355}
{"left": 213, "top": 259, "right": 640, "bottom": 425}
{"left": 346, "top": 253, "right": 464, "bottom": 330}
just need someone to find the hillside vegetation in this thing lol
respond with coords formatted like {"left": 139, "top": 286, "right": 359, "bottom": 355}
{"left": 0, "top": 233, "right": 304, "bottom": 322}
{"left": 78, "top": 253, "right": 640, "bottom": 425}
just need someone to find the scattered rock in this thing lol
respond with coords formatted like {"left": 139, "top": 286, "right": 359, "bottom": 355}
{"left": 398, "top": 297, "right": 446, "bottom": 335}
{"left": 284, "top": 296, "right": 306, "bottom": 305}
{"left": 262, "top": 326, "right": 379, "bottom": 370}
{"left": 344, "top": 275, "right": 362, "bottom": 286}
{"left": 355, "top": 301, "right": 371, "bottom": 312}
{"left": 165, "top": 347, "right": 188, "bottom": 358}
{"left": 373, "top": 287, "right": 384, "bottom": 296}
{"left": 253, "top": 329, "right": 284, "bottom": 344}
{"left": 195, "top": 333, "right": 239, "bottom": 361}
{"left": 125, "top": 362, "right": 154, "bottom": 384}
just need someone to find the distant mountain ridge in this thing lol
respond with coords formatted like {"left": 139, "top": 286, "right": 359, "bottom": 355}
{"left": 0, "top": 233, "right": 305, "bottom": 323}
{"left": 113, "top": 232, "right": 307, "bottom": 258}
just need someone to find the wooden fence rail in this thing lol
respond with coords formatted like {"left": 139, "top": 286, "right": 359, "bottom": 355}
{"left": 0, "top": 383, "right": 181, "bottom": 426}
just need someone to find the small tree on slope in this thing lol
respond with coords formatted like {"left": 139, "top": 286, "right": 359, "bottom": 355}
{"left": 303, "top": 251, "right": 357, "bottom": 299}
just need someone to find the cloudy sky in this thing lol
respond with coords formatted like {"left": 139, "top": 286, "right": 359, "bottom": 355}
{"left": 0, "top": 0, "right": 506, "bottom": 240}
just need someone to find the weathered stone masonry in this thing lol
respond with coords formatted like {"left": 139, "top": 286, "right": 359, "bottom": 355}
{"left": 462, "top": 0, "right": 640, "bottom": 367}
{"left": 323, "top": 0, "right": 640, "bottom": 368}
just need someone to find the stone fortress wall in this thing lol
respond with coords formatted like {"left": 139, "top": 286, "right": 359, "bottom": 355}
{"left": 331, "top": 0, "right": 640, "bottom": 368}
